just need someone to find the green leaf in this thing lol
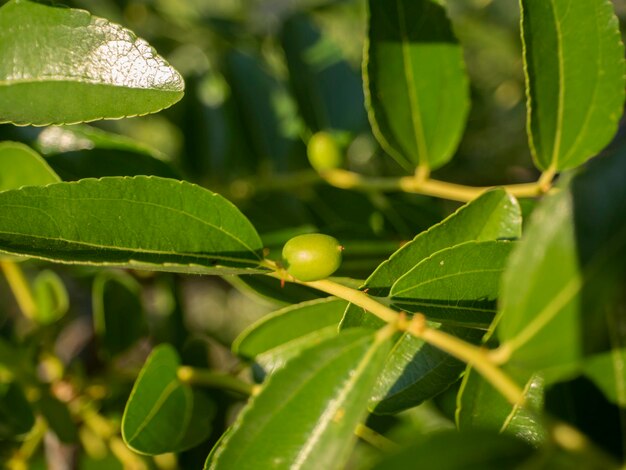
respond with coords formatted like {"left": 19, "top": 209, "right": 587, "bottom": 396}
{"left": 370, "top": 325, "right": 484, "bottom": 414}
{"left": 36, "top": 125, "right": 180, "bottom": 181}
{"left": 0, "top": 0, "right": 184, "bottom": 126}
{"left": 496, "top": 183, "right": 581, "bottom": 379}
{"left": 521, "top": 0, "right": 625, "bottom": 171}
{"left": 33, "top": 269, "right": 69, "bottom": 325}
{"left": 233, "top": 298, "right": 347, "bottom": 374}
{"left": 206, "top": 328, "right": 394, "bottom": 470}
{"left": 92, "top": 272, "right": 147, "bottom": 358}
{"left": 122, "top": 344, "right": 215, "bottom": 455}
{"left": 456, "top": 367, "right": 546, "bottom": 446}
{"left": 497, "top": 143, "right": 626, "bottom": 381}
{"left": 0, "top": 176, "right": 265, "bottom": 274}
{"left": 341, "top": 189, "right": 521, "bottom": 329}
{"left": 365, "top": 0, "right": 470, "bottom": 171}
{"left": 370, "top": 430, "right": 533, "bottom": 470}
{"left": 390, "top": 240, "right": 514, "bottom": 328}
{"left": 281, "top": 15, "right": 366, "bottom": 133}
{"left": 583, "top": 349, "right": 626, "bottom": 407}
{"left": 0, "top": 380, "right": 35, "bottom": 439}
{"left": 0, "top": 142, "right": 60, "bottom": 191}
{"left": 225, "top": 50, "right": 298, "bottom": 169}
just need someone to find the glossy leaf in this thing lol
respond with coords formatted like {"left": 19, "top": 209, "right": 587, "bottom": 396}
{"left": 583, "top": 349, "right": 626, "bottom": 407}
{"left": 92, "top": 272, "right": 146, "bottom": 358}
{"left": 365, "top": 0, "right": 470, "bottom": 170}
{"left": 0, "top": 381, "right": 35, "bottom": 439}
{"left": 521, "top": 0, "right": 625, "bottom": 170}
{"left": 233, "top": 298, "right": 347, "bottom": 374}
{"left": 206, "top": 328, "right": 393, "bottom": 470}
{"left": 0, "top": 176, "right": 265, "bottom": 274}
{"left": 456, "top": 367, "right": 546, "bottom": 446}
{"left": 33, "top": 269, "right": 69, "bottom": 325}
{"left": 497, "top": 143, "right": 626, "bottom": 381}
{"left": 370, "top": 325, "right": 484, "bottom": 414}
{"left": 390, "top": 240, "right": 514, "bottom": 328}
{"left": 370, "top": 430, "right": 533, "bottom": 470}
{"left": 341, "top": 189, "right": 521, "bottom": 330}
{"left": 122, "top": 344, "right": 214, "bottom": 455}
{"left": 0, "top": 0, "right": 184, "bottom": 126}
{"left": 0, "top": 141, "right": 60, "bottom": 191}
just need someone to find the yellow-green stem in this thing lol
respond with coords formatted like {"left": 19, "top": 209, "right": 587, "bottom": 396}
{"left": 0, "top": 260, "right": 37, "bottom": 320}
{"left": 355, "top": 423, "right": 400, "bottom": 453}
{"left": 177, "top": 366, "right": 256, "bottom": 396}
{"left": 413, "top": 324, "right": 524, "bottom": 405}
{"left": 267, "top": 271, "right": 524, "bottom": 406}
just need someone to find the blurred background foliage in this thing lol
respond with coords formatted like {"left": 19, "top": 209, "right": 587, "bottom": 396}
{"left": 1, "top": 0, "right": 626, "bottom": 467}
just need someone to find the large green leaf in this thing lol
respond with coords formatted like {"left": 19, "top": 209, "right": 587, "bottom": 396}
{"left": 0, "top": 176, "right": 264, "bottom": 274}
{"left": 122, "top": 344, "right": 215, "bottom": 455}
{"left": 456, "top": 367, "right": 546, "bottom": 446}
{"left": 370, "top": 430, "right": 533, "bottom": 470}
{"left": 0, "top": 0, "right": 184, "bottom": 126}
{"left": 206, "top": 328, "right": 393, "bottom": 470}
{"left": 497, "top": 143, "right": 626, "bottom": 381}
{"left": 521, "top": 0, "right": 625, "bottom": 171}
{"left": 341, "top": 189, "right": 521, "bottom": 330}
{"left": 496, "top": 183, "right": 581, "bottom": 378}
{"left": 233, "top": 298, "right": 347, "bottom": 374}
{"left": 365, "top": 0, "right": 470, "bottom": 171}
{"left": 0, "top": 142, "right": 60, "bottom": 191}
{"left": 390, "top": 240, "right": 514, "bottom": 328}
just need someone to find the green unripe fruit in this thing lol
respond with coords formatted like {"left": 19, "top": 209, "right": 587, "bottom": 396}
{"left": 282, "top": 234, "right": 343, "bottom": 282}
{"left": 307, "top": 132, "right": 342, "bottom": 172}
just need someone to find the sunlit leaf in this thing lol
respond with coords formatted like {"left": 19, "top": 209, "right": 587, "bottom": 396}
{"left": 365, "top": 0, "right": 470, "bottom": 170}
{"left": 0, "top": 176, "right": 265, "bottom": 274}
{"left": 0, "top": 0, "right": 184, "bottom": 125}
{"left": 521, "top": 0, "right": 625, "bottom": 170}
{"left": 206, "top": 328, "right": 393, "bottom": 470}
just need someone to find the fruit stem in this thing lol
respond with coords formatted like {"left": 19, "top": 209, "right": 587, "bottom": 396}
{"left": 222, "top": 168, "right": 554, "bottom": 203}
{"left": 265, "top": 269, "right": 525, "bottom": 406}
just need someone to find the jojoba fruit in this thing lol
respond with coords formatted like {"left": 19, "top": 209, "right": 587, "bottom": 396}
{"left": 307, "top": 132, "right": 342, "bottom": 172}
{"left": 282, "top": 233, "right": 343, "bottom": 281}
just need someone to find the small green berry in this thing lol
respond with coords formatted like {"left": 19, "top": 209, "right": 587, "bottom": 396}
{"left": 307, "top": 132, "right": 342, "bottom": 173}
{"left": 282, "top": 233, "right": 343, "bottom": 282}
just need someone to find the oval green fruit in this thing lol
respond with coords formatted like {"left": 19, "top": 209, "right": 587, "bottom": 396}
{"left": 307, "top": 132, "right": 342, "bottom": 172}
{"left": 282, "top": 234, "right": 343, "bottom": 282}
